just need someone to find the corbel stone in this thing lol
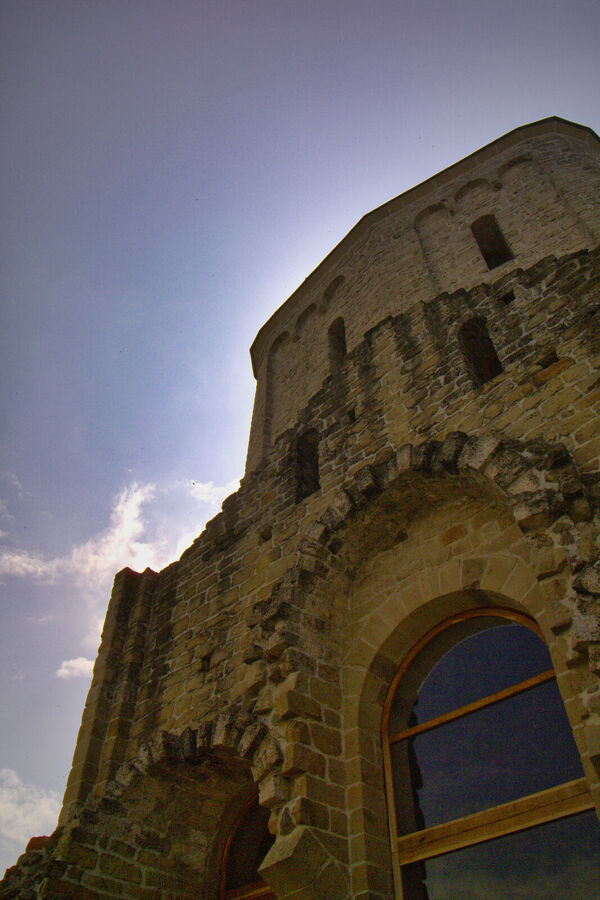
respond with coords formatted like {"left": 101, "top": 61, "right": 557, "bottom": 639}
{"left": 259, "top": 826, "right": 351, "bottom": 900}
{"left": 457, "top": 433, "right": 501, "bottom": 471}
{"left": 412, "top": 440, "right": 440, "bottom": 472}
{"left": 322, "top": 489, "right": 354, "bottom": 530}
{"left": 432, "top": 431, "right": 469, "bottom": 471}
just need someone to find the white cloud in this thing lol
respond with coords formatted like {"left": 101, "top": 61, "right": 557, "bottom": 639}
{"left": 25, "top": 614, "right": 56, "bottom": 625}
{"left": 0, "top": 482, "right": 179, "bottom": 591}
{"left": 55, "top": 657, "right": 95, "bottom": 680}
{"left": 0, "top": 483, "right": 160, "bottom": 583}
{"left": 2, "top": 473, "right": 28, "bottom": 500}
{"left": 188, "top": 478, "right": 239, "bottom": 504}
{"left": 166, "top": 479, "right": 239, "bottom": 559}
{"left": 0, "top": 500, "right": 12, "bottom": 526}
{"left": 0, "top": 768, "right": 60, "bottom": 853}
{"left": 0, "top": 477, "right": 239, "bottom": 653}
{"left": 0, "top": 479, "right": 240, "bottom": 587}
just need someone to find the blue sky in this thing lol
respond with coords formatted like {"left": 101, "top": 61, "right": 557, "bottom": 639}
{"left": 1, "top": 0, "right": 599, "bottom": 874}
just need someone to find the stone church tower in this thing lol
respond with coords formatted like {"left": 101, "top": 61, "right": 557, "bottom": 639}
{"left": 2, "top": 116, "right": 600, "bottom": 899}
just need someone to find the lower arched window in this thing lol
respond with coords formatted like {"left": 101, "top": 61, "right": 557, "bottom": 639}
{"left": 219, "top": 796, "right": 276, "bottom": 899}
{"left": 382, "top": 608, "right": 600, "bottom": 899}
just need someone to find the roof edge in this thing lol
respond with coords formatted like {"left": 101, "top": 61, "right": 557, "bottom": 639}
{"left": 249, "top": 116, "right": 599, "bottom": 376}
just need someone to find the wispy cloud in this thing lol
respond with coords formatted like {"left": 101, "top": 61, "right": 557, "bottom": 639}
{"left": 2, "top": 473, "right": 28, "bottom": 501}
{"left": 0, "top": 769, "right": 60, "bottom": 866}
{"left": 0, "top": 483, "right": 159, "bottom": 583}
{"left": 0, "top": 479, "right": 240, "bottom": 586}
{"left": 55, "top": 658, "right": 94, "bottom": 680}
{"left": 169, "top": 478, "right": 240, "bottom": 558}
{"left": 0, "top": 477, "right": 238, "bottom": 652}
{"left": 188, "top": 478, "right": 239, "bottom": 504}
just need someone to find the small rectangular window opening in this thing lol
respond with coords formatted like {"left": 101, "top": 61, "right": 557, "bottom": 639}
{"left": 295, "top": 429, "right": 320, "bottom": 501}
{"left": 536, "top": 349, "right": 558, "bottom": 369}
{"left": 328, "top": 318, "right": 347, "bottom": 371}
{"left": 499, "top": 290, "right": 515, "bottom": 305}
{"left": 459, "top": 317, "right": 503, "bottom": 387}
{"left": 471, "top": 215, "right": 513, "bottom": 270}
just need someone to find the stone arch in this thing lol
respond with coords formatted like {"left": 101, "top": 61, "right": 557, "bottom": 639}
{"left": 246, "top": 431, "right": 597, "bottom": 898}
{"left": 414, "top": 202, "right": 450, "bottom": 229}
{"left": 28, "top": 717, "right": 286, "bottom": 900}
{"left": 497, "top": 155, "right": 593, "bottom": 253}
{"left": 287, "top": 429, "right": 598, "bottom": 770}
{"left": 414, "top": 202, "right": 471, "bottom": 293}
{"left": 263, "top": 330, "right": 290, "bottom": 458}
{"left": 345, "top": 581, "right": 597, "bottom": 898}
{"left": 274, "top": 429, "right": 596, "bottom": 899}
{"left": 497, "top": 153, "right": 535, "bottom": 180}
{"left": 294, "top": 303, "right": 317, "bottom": 338}
{"left": 321, "top": 274, "right": 346, "bottom": 311}
{"left": 328, "top": 316, "right": 347, "bottom": 370}
{"left": 454, "top": 176, "right": 496, "bottom": 208}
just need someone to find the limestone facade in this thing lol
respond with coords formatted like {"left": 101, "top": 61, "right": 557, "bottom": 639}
{"left": 1, "top": 116, "right": 600, "bottom": 899}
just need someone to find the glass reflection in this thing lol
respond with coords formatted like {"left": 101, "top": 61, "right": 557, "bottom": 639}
{"left": 414, "top": 623, "right": 552, "bottom": 724}
{"left": 402, "top": 810, "right": 600, "bottom": 900}
{"left": 394, "top": 679, "right": 583, "bottom": 831}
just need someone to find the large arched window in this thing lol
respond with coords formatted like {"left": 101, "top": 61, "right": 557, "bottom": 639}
{"left": 219, "top": 796, "right": 276, "bottom": 899}
{"left": 382, "top": 609, "right": 600, "bottom": 899}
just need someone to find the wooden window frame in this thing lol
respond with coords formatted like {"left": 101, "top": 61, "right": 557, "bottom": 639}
{"left": 381, "top": 608, "right": 595, "bottom": 897}
{"left": 225, "top": 884, "right": 275, "bottom": 900}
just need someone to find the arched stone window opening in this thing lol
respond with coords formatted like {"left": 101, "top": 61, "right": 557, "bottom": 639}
{"left": 328, "top": 317, "right": 347, "bottom": 370}
{"left": 219, "top": 795, "right": 275, "bottom": 899}
{"left": 471, "top": 214, "right": 513, "bottom": 269}
{"left": 295, "top": 428, "right": 320, "bottom": 501}
{"left": 382, "top": 608, "right": 600, "bottom": 900}
{"left": 458, "top": 317, "right": 503, "bottom": 386}
{"left": 322, "top": 274, "right": 345, "bottom": 310}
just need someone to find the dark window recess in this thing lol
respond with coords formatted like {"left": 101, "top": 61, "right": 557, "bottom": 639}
{"left": 459, "top": 317, "right": 503, "bottom": 386}
{"left": 471, "top": 215, "right": 513, "bottom": 269}
{"left": 295, "top": 429, "right": 320, "bottom": 500}
{"left": 499, "top": 289, "right": 515, "bottom": 305}
{"left": 328, "top": 317, "right": 347, "bottom": 370}
{"left": 225, "top": 798, "right": 274, "bottom": 893}
{"left": 536, "top": 349, "right": 558, "bottom": 369}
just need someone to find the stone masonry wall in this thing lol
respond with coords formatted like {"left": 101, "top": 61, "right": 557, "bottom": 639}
{"left": 1, "top": 119, "right": 599, "bottom": 899}
{"left": 60, "top": 245, "right": 600, "bottom": 823}
{"left": 11, "top": 244, "right": 592, "bottom": 899}
{"left": 246, "top": 118, "right": 600, "bottom": 471}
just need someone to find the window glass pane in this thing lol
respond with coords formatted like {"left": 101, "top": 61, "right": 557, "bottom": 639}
{"left": 402, "top": 810, "right": 600, "bottom": 900}
{"left": 414, "top": 622, "right": 551, "bottom": 724}
{"left": 394, "top": 679, "right": 583, "bottom": 831}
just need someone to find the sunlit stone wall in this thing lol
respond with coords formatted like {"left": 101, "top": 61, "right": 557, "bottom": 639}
{"left": 1, "top": 117, "right": 599, "bottom": 900}
{"left": 246, "top": 118, "right": 600, "bottom": 473}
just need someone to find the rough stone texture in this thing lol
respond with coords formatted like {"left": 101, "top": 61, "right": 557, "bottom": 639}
{"left": 2, "top": 116, "right": 600, "bottom": 899}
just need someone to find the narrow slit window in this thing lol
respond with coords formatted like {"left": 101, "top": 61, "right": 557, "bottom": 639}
{"left": 459, "top": 317, "right": 502, "bottom": 386}
{"left": 328, "top": 317, "right": 347, "bottom": 370}
{"left": 295, "top": 429, "right": 320, "bottom": 501}
{"left": 471, "top": 215, "right": 513, "bottom": 269}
